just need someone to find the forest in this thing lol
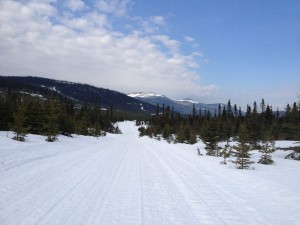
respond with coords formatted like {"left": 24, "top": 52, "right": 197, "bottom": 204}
{"left": 137, "top": 99, "right": 300, "bottom": 167}
{"left": 0, "top": 89, "right": 121, "bottom": 142}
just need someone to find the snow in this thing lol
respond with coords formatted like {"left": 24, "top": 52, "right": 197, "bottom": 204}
{"left": 49, "top": 86, "right": 61, "bottom": 94}
{"left": 1, "top": 122, "right": 300, "bottom": 225}
{"left": 20, "top": 91, "right": 44, "bottom": 98}
{"left": 176, "top": 98, "right": 199, "bottom": 104}
{"left": 128, "top": 92, "right": 165, "bottom": 98}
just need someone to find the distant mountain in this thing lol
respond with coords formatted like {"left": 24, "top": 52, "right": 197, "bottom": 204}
{"left": 128, "top": 92, "right": 223, "bottom": 115}
{"left": 128, "top": 92, "right": 192, "bottom": 114}
{"left": 175, "top": 98, "right": 225, "bottom": 115}
{"left": 0, "top": 76, "right": 156, "bottom": 114}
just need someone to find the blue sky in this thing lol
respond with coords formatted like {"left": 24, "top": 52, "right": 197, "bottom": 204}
{"left": 0, "top": 0, "right": 299, "bottom": 109}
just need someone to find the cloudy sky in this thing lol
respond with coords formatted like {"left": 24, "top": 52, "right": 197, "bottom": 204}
{"left": 0, "top": 0, "right": 299, "bottom": 109}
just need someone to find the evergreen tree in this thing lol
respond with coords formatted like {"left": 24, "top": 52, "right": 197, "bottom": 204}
{"left": 246, "top": 101, "right": 262, "bottom": 149}
{"left": 44, "top": 95, "right": 59, "bottom": 142}
{"left": 27, "top": 95, "right": 46, "bottom": 134}
{"left": 0, "top": 91, "right": 15, "bottom": 130}
{"left": 176, "top": 122, "right": 186, "bottom": 143}
{"left": 162, "top": 123, "right": 172, "bottom": 141}
{"left": 233, "top": 104, "right": 238, "bottom": 117}
{"left": 11, "top": 95, "right": 29, "bottom": 141}
{"left": 220, "top": 140, "right": 232, "bottom": 164}
{"left": 201, "top": 120, "right": 220, "bottom": 156}
{"left": 258, "top": 132, "right": 275, "bottom": 164}
{"left": 189, "top": 131, "right": 197, "bottom": 144}
{"left": 260, "top": 98, "right": 266, "bottom": 113}
{"left": 281, "top": 102, "right": 300, "bottom": 139}
{"left": 232, "top": 124, "right": 254, "bottom": 169}
{"left": 227, "top": 99, "right": 233, "bottom": 117}
{"left": 57, "top": 112, "right": 74, "bottom": 136}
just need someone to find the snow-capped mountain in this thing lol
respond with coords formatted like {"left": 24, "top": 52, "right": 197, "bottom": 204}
{"left": 127, "top": 92, "right": 223, "bottom": 115}
{"left": 176, "top": 98, "right": 200, "bottom": 105}
{"left": 128, "top": 92, "right": 165, "bottom": 98}
{"left": 128, "top": 92, "right": 192, "bottom": 114}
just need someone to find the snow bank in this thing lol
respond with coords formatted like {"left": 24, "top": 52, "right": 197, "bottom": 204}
{"left": 0, "top": 122, "right": 299, "bottom": 225}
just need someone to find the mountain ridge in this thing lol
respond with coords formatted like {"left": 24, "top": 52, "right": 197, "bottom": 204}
{"left": 127, "top": 92, "right": 223, "bottom": 115}
{"left": 0, "top": 76, "right": 157, "bottom": 114}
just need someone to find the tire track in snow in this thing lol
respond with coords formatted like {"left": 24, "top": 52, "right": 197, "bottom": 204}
{"left": 137, "top": 140, "right": 201, "bottom": 225}
{"left": 28, "top": 144, "right": 122, "bottom": 225}
{"left": 144, "top": 144, "right": 244, "bottom": 225}
{"left": 152, "top": 144, "right": 274, "bottom": 224}
{"left": 0, "top": 142, "right": 109, "bottom": 210}
{"left": 61, "top": 141, "right": 132, "bottom": 225}
{"left": 0, "top": 142, "right": 115, "bottom": 225}
{"left": 83, "top": 140, "right": 131, "bottom": 225}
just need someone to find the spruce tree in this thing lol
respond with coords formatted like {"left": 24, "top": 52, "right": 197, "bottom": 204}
{"left": 258, "top": 132, "right": 275, "bottom": 164}
{"left": 176, "top": 122, "right": 186, "bottom": 143}
{"left": 189, "top": 131, "right": 197, "bottom": 144}
{"left": 27, "top": 95, "right": 46, "bottom": 134}
{"left": 220, "top": 140, "right": 232, "bottom": 164}
{"left": 11, "top": 95, "right": 29, "bottom": 141}
{"left": 162, "top": 123, "right": 172, "bottom": 142}
{"left": 232, "top": 124, "right": 254, "bottom": 169}
{"left": 201, "top": 120, "right": 220, "bottom": 156}
{"left": 44, "top": 94, "right": 59, "bottom": 142}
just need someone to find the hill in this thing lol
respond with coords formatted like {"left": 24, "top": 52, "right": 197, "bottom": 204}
{"left": 0, "top": 76, "right": 156, "bottom": 114}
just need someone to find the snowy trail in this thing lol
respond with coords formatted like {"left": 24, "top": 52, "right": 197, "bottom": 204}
{"left": 0, "top": 121, "right": 300, "bottom": 225}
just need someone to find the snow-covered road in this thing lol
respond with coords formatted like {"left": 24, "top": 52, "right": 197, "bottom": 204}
{"left": 0, "top": 121, "right": 300, "bottom": 225}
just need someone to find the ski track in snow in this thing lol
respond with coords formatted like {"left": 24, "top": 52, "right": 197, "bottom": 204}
{"left": 0, "top": 121, "right": 300, "bottom": 225}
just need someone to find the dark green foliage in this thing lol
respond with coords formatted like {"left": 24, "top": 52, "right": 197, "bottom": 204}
{"left": 0, "top": 89, "right": 117, "bottom": 140}
{"left": 201, "top": 120, "right": 220, "bottom": 156}
{"left": 44, "top": 95, "right": 60, "bottom": 142}
{"left": 138, "top": 98, "right": 300, "bottom": 152}
{"left": 281, "top": 102, "right": 300, "bottom": 140}
{"left": 0, "top": 91, "right": 15, "bottom": 130}
{"left": 26, "top": 95, "right": 46, "bottom": 134}
{"left": 11, "top": 95, "right": 29, "bottom": 141}
{"left": 232, "top": 124, "right": 254, "bottom": 169}
{"left": 258, "top": 132, "right": 276, "bottom": 164}
{"left": 220, "top": 140, "right": 232, "bottom": 164}
{"left": 189, "top": 131, "right": 197, "bottom": 144}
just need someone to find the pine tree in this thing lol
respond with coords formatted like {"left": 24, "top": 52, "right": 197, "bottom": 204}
{"left": 232, "top": 124, "right": 254, "bottom": 169}
{"left": 189, "top": 131, "right": 197, "bottom": 144}
{"left": 1, "top": 91, "right": 15, "bottom": 130}
{"left": 176, "top": 122, "right": 186, "bottom": 143}
{"left": 201, "top": 120, "right": 220, "bottom": 156}
{"left": 220, "top": 140, "right": 232, "bottom": 164}
{"left": 44, "top": 94, "right": 59, "bottom": 142}
{"left": 162, "top": 123, "right": 172, "bottom": 141}
{"left": 11, "top": 95, "right": 29, "bottom": 141}
{"left": 258, "top": 132, "right": 275, "bottom": 164}
{"left": 246, "top": 101, "right": 262, "bottom": 149}
{"left": 27, "top": 95, "right": 46, "bottom": 134}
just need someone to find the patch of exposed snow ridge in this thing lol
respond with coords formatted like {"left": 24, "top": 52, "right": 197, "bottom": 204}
{"left": 128, "top": 92, "right": 165, "bottom": 98}
{"left": 176, "top": 98, "right": 199, "bottom": 104}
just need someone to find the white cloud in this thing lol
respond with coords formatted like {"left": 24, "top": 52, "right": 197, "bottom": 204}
{"left": 149, "top": 16, "right": 166, "bottom": 26}
{"left": 184, "top": 36, "right": 194, "bottom": 42}
{"left": 132, "top": 16, "right": 167, "bottom": 34}
{"left": 0, "top": 0, "right": 215, "bottom": 99}
{"left": 64, "top": 0, "right": 85, "bottom": 11}
{"left": 151, "top": 35, "right": 179, "bottom": 54}
{"left": 95, "top": 0, "right": 132, "bottom": 16}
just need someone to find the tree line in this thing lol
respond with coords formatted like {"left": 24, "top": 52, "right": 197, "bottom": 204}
{"left": 0, "top": 89, "right": 120, "bottom": 142}
{"left": 137, "top": 99, "right": 300, "bottom": 168}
